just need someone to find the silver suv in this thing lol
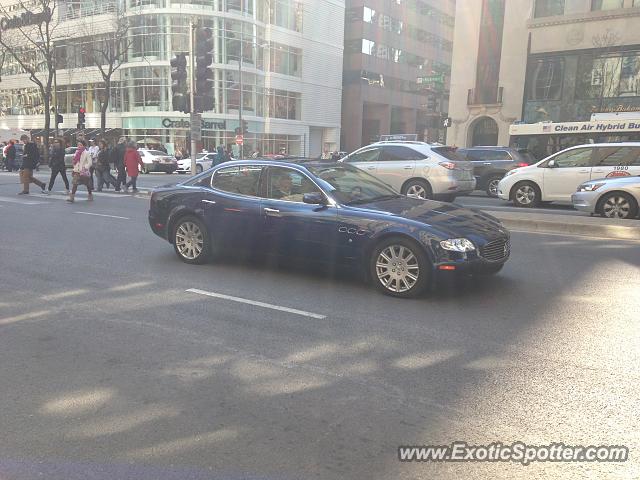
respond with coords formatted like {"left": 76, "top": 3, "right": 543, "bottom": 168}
{"left": 340, "top": 142, "right": 475, "bottom": 202}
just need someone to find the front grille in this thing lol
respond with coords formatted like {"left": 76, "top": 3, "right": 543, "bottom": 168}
{"left": 481, "top": 238, "right": 510, "bottom": 262}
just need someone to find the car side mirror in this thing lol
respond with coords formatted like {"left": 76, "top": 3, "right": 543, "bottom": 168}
{"left": 303, "top": 192, "right": 326, "bottom": 205}
{"left": 548, "top": 159, "right": 558, "bottom": 168}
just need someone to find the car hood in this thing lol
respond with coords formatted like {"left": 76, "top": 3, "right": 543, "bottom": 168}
{"left": 587, "top": 175, "right": 640, "bottom": 186}
{"left": 345, "top": 196, "right": 508, "bottom": 240}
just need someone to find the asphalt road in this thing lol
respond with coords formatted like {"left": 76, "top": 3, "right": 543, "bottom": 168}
{"left": 0, "top": 176, "right": 638, "bottom": 480}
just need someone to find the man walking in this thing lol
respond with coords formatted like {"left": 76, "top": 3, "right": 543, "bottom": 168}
{"left": 114, "top": 137, "right": 127, "bottom": 192}
{"left": 47, "top": 138, "right": 70, "bottom": 194}
{"left": 18, "top": 134, "right": 46, "bottom": 195}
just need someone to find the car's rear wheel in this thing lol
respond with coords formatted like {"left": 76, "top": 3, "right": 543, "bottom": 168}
{"left": 173, "top": 216, "right": 210, "bottom": 265}
{"left": 599, "top": 192, "right": 638, "bottom": 219}
{"left": 142, "top": 165, "right": 150, "bottom": 174}
{"left": 512, "top": 181, "right": 541, "bottom": 208}
{"left": 370, "top": 237, "right": 430, "bottom": 298}
{"left": 485, "top": 175, "right": 503, "bottom": 198}
{"left": 402, "top": 179, "right": 432, "bottom": 200}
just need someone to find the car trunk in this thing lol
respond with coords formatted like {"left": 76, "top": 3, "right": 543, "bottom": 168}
{"left": 432, "top": 146, "right": 474, "bottom": 180}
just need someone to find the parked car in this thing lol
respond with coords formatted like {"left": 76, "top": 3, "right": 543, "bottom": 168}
{"left": 339, "top": 141, "right": 475, "bottom": 202}
{"left": 572, "top": 175, "right": 640, "bottom": 219}
{"left": 138, "top": 149, "right": 178, "bottom": 174}
{"left": 149, "top": 160, "right": 510, "bottom": 298}
{"left": 176, "top": 153, "right": 217, "bottom": 174}
{"left": 457, "top": 146, "right": 535, "bottom": 197}
{"left": 64, "top": 147, "right": 77, "bottom": 169}
{"left": 498, "top": 143, "right": 640, "bottom": 207}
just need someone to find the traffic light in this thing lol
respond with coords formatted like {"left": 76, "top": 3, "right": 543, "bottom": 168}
{"left": 56, "top": 113, "right": 63, "bottom": 126}
{"left": 241, "top": 119, "right": 248, "bottom": 135}
{"left": 194, "top": 27, "right": 214, "bottom": 113}
{"left": 77, "top": 107, "right": 85, "bottom": 129}
{"left": 171, "top": 53, "right": 189, "bottom": 113}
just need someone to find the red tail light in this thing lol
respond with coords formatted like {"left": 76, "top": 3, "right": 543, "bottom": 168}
{"left": 516, "top": 162, "right": 529, "bottom": 167}
{"left": 438, "top": 161, "right": 456, "bottom": 170}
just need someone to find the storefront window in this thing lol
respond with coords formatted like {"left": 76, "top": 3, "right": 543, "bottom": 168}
{"left": 529, "top": 58, "right": 564, "bottom": 100}
{"left": 576, "top": 52, "right": 640, "bottom": 99}
{"left": 591, "top": 0, "right": 623, "bottom": 10}
{"left": 534, "top": 0, "right": 565, "bottom": 18}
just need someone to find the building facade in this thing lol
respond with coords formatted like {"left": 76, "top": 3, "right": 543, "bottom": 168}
{"left": 0, "top": 0, "right": 345, "bottom": 158}
{"left": 448, "top": 0, "right": 640, "bottom": 151}
{"left": 341, "top": 0, "right": 456, "bottom": 152}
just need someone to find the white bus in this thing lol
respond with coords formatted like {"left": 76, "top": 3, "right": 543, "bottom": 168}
{"left": 509, "top": 118, "right": 640, "bottom": 160}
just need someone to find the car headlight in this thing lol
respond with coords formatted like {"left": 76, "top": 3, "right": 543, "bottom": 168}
{"left": 504, "top": 169, "right": 519, "bottom": 177}
{"left": 440, "top": 238, "right": 476, "bottom": 252}
{"left": 577, "top": 183, "right": 605, "bottom": 192}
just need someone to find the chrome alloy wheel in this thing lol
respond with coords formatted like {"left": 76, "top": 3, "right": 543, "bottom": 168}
{"left": 175, "top": 221, "right": 204, "bottom": 260}
{"left": 602, "top": 195, "right": 631, "bottom": 219}
{"left": 375, "top": 245, "right": 420, "bottom": 293}
{"left": 487, "top": 178, "right": 500, "bottom": 197}
{"left": 406, "top": 184, "right": 427, "bottom": 199}
{"left": 515, "top": 185, "right": 536, "bottom": 205}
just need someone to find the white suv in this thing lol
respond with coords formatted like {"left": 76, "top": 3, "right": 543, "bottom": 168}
{"left": 498, "top": 143, "right": 640, "bottom": 207}
{"left": 340, "top": 142, "right": 475, "bottom": 201}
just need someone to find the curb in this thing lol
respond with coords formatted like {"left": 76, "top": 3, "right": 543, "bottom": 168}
{"left": 488, "top": 211, "right": 640, "bottom": 241}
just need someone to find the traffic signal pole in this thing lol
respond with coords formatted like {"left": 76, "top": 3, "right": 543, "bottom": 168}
{"left": 238, "top": 33, "right": 243, "bottom": 160}
{"left": 189, "top": 21, "right": 197, "bottom": 175}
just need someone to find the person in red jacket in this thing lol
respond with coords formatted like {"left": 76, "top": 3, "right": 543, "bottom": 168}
{"left": 123, "top": 142, "right": 144, "bottom": 193}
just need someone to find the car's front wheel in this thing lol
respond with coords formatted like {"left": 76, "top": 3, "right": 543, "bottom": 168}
{"left": 173, "top": 216, "right": 210, "bottom": 265}
{"left": 402, "top": 179, "right": 432, "bottom": 199}
{"left": 370, "top": 237, "right": 430, "bottom": 298}
{"left": 512, "top": 181, "right": 541, "bottom": 208}
{"left": 485, "top": 175, "right": 503, "bottom": 198}
{"left": 599, "top": 192, "right": 638, "bottom": 219}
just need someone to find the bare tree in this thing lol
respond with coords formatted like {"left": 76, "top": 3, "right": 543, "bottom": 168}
{"left": 83, "top": 4, "right": 133, "bottom": 134}
{"left": 0, "top": 0, "right": 58, "bottom": 158}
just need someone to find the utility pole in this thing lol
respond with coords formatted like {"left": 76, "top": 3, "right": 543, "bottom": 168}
{"left": 238, "top": 33, "right": 243, "bottom": 160}
{"left": 189, "top": 21, "right": 197, "bottom": 175}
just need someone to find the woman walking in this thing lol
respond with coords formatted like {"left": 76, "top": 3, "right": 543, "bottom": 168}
{"left": 95, "top": 140, "right": 117, "bottom": 191}
{"left": 67, "top": 139, "right": 93, "bottom": 203}
{"left": 124, "top": 142, "right": 144, "bottom": 193}
{"left": 48, "top": 138, "right": 70, "bottom": 194}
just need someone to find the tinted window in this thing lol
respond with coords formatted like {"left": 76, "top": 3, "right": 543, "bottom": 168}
{"left": 380, "top": 146, "right": 426, "bottom": 161}
{"left": 308, "top": 164, "right": 398, "bottom": 204}
{"left": 551, "top": 148, "right": 594, "bottom": 168}
{"left": 346, "top": 148, "right": 380, "bottom": 163}
{"left": 461, "top": 149, "right": 512, "bottom": 161}
{"left": 431, "top": 146, "right": 466, "bottom": 161}
{"left": 595, "top": 147, "right": 640, "bottom": 166}
{"left": 267, "top": 167, "right": 321, "bottom": 203}
{"left": 211, "top": 165, "right": 263, "bottom": 196}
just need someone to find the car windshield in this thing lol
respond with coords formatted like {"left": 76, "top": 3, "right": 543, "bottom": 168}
{"left": 307, "top": 164, "right": 400, "bottom": 204}
{"left": 148, "top": 150, "right": 166, "bottom": 156}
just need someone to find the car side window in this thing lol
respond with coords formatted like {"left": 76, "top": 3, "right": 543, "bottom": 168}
{"left": 267, "top": 167, "right": 321, "bottom": 203}
{"left": 492, "top": 150, "right": 513, "bottom": 160}
{"left": 551, "top": 148, "right": 594, "bottom": 168}
{"left": 380, "top": 146, "right": 426, "bottom": 161}
{"left": 595, "top": 147, "right": 640, "bottom": 167}
{"left": 460, "top": 149, "right": 481, "bottom": 161}
{"left": 346, "top": 148, "right": 380, "bottom": 163}
{"left": 211, "top": 165, "right": 263, "bottom": 196}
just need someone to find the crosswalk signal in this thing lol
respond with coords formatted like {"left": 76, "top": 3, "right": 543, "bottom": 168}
{"left": 77, "top": 107, "right": 86, "bottom": 129}
{"left": 171, "top": 53, "right": 189, "bottom": 113}
{"left": 443, "top": 117, "right": 452, "bottom": 128}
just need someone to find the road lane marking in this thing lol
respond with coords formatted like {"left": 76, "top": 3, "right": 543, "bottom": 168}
{"left": 0, "top": 195, "right": 48, "bottom": 205}
{"left": 509, "top": 229, "right": 640, "bottom": 243}
{"left": 186, "top": 288, "right": 326, "bottom": 319}
{"left": 73, "top": 212, "right": 130, "bottom": 220}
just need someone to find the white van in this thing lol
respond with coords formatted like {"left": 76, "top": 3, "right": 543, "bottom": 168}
{"left": 497, "top": 143, "right": 640, "bottom": 207}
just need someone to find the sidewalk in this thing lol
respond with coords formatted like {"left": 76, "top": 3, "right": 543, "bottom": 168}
{"left": 489, "top": 210, "right": 640, "bottom": 241}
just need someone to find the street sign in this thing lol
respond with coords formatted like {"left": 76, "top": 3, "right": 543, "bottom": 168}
{"left": 235, "top": 134, "right": 244, "bottom": 145}
{"left": 190, "top": 113, "right": 202, "bottom": 142}
{"left": 417, "top": 73, "right": 445, "bottom": 85}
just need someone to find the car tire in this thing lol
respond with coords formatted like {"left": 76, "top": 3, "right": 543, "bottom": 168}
{"left": 369, "top": 237, "right": 430, "bottom": 298}
{"left": 485, "top": 175, "right": 503, "bottom": 198}
{"left": 402, "top": 179, "right": 433, "bottom": 200}
{"left": 512, "top": 181, "right": 541, "bottom": 208}
{"left": 142, "top": 165, "right": 150, "bottom": 174}
{"left": 177, "top": 171, "right": 186, "bottom": 175}
{"left": 172, "top": 216, "right": 210, "bottom": 265}
{"left": 598, "top": 192, "right": 638, "bottom": 219}
{"left": 196, "top": 164, "right": 203, "bottom": 174}
{"left": 439, "top": 194, "right": 457, "bottom": 203}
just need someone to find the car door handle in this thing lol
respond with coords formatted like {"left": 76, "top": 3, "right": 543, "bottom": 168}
{"left": 264, "top": 207, "right": 281, "bottom": 217}
{"left": 579, "top": 169, "right": 590, "bottom": 173}
{"left": 592, "top": 170, "right": 605, "bottom": 173}
{"left": 201, "top": 199, "right": 216, "bottom": 205}
{"left": 403, "top": 165, "right": 413, "bottom": 170}
{"left": 483, "top": 162, "right": 493, "bottom": 165}
{"left": 366, "top": 166, "right": 376, "bottom": 170}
